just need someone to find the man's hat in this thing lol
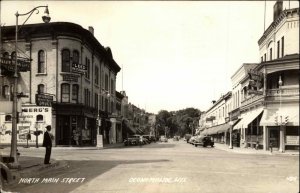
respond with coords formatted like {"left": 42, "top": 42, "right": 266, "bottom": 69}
{"left": 46, "top": 125, "right": 51, "bottom": 130}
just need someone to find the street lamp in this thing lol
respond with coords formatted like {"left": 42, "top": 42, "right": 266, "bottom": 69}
{"left": 10, "top": 6, "right": 50, "bottom": 168}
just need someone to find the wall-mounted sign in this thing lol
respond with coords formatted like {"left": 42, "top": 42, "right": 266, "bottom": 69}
{"left": 72, "top": 63, "right": 87, "bottom": 74}
{"left": 248, "top": 90, "right": 263, "bottom": 95}
{"left": 286, "top": 136, "right": 299, "bottom": 145}
{"left": 35, "top": 94, "right": 53, "bottom": 107}
{"left": 62, "top": 74, "right": 80, "bottom": 82}
{"left": 0, "top": 57, "right": 31, "bottom": 72}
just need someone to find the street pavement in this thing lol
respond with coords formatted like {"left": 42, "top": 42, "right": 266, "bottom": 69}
{"left": 1, "top": 140, "right": 299, "bottom": 193}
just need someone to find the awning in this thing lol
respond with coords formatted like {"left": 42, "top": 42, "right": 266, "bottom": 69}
{"left": 260, "top": 106, "right": 299, "bottom": 126}
{"left": 233, "top": 108, "right": 264, "bottom": 130}
{"left": 206, "top": 123, "right": 231, "bottom": 135}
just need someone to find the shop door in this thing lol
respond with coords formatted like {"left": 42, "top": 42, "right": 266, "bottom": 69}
{"left": 269, "top": 128, "right": 279, "bottom": 150}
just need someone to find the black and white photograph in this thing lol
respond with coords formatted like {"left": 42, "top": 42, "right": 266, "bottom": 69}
{"left": 0, "top": 0, "right": 299, "bottom": 193}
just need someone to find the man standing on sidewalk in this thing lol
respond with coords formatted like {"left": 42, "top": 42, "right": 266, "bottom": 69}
{"left": 42, "top": 125, "right": 53, "bottom": 164}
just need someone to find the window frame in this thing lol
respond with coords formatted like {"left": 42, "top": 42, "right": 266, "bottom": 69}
{"left": 62, "top": 49, "right": 71, "bottom": 72}
{"left": 38, "top": 50, "right": 46, "bottom": 74}
{"left": 61, "top": 83, "right": 70, "bottom": 103}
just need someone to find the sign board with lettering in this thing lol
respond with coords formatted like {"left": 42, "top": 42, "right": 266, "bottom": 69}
{"left": 0, "top": 106, "right": 52, "bottom": 145}
{"left": 286, "top": 136, "right": 299, "bottom": 145}
{"left": 36, "top": 94, "right": 53, "bottom": 107}
{"left": 0, "top": 57, "right": 31, "bottom": 72}
{"left": 71, "top": 63, "right": 87, "bottom": 74}
{"left": 62, "top": 74, "right": 80, "bottom": 82}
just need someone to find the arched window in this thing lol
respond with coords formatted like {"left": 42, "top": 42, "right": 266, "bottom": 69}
{"left": 5, "top": 115, "right": 12, "bottom": 122}
{"left": 61, "top": 83, "right": 70, "bottom": 103}
{"left": 36, "top": 114, "right": 44, "bottom": 122}
{"left": 73, "top": 50, "right": 79, "bottom": 64}
{"left": 38, "top": 50, "right": 45, "bottom": 73}
{"left": 38, "top": 84, "right": 45, "bottom": 94}
{"left": 62, "top": 49, "right": 70, "bottom": 72}
{"left": 72, "top": 84, "right": 79, "bottom": 103}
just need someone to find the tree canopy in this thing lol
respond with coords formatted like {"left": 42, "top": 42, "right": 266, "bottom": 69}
{"left": 155, "top": 108, "right": 201, "bottom": 137}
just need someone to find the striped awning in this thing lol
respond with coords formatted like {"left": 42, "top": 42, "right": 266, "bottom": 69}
{"left": 233, "top": 108, "right": 264, "bottom": 130}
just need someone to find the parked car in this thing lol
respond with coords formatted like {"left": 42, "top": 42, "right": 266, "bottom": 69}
{"left": 124, "top": 135, "right": 139, "bottom": 146}
{"left": 189, "top": 136, "right": 197, "bottom": 145}
{"left": 143, "top": 135, "right": 155, "bottom": 143}
{"left": 173, "top": 136, "right": 180, "bottom": 141}
{"left": 159, "top": 136, "right": 168, "bottom": 142}
{"left": 194, "top": 136, "right": 214, "bottom": 147}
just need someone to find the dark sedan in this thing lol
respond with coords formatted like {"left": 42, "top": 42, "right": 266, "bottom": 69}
{"left": 194, "top": 136, "right": 214, "bottom": 147}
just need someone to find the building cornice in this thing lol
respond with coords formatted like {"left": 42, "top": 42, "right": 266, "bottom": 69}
{"left": 258, "top": 8, "right": 299, "bottom": 45}
{"left": 2, "top": 22, "right": 121, "bottom": 73}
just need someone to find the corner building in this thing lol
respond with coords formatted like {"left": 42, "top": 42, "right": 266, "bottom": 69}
{"left": 1, "top": 22, "right": 120, "bottom": 146}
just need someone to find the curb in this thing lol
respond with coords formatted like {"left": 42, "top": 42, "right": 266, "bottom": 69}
{"left": 213, "top": 145, "right": 299, "bottom": 156}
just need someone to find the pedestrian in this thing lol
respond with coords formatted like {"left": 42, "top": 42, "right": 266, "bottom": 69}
{"left": 73, "top": 129, "right": 79, "bottom": 146}
{"left": 42, "top": 125, "right": 53, "bottom": 164}
{"left": 139, "top": 135, "right": 143, "bottom": 147}
{"left": 269, "top": 142, "right": 273, "bottom": 153}
{"left": 255, "top": 141, "right": 259, "bottom": 150}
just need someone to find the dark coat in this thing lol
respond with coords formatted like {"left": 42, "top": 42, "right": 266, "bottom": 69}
{"left": 42, "top": 131, "right": 52, "bottom": 147}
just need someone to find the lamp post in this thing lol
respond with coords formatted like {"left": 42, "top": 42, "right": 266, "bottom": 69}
{"left": 278, "top": 75, "right": 284, "bottom": 152}
{"left": 10, "top": 6, "right": 50, "bottom": 168}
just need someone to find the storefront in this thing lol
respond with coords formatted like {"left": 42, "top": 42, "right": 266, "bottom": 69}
{"left": 234, "top": 108, "right": 264, "bottom": 149}
{"left": 260, "top": 106, "right": 299, "bottom": 151}
{"left": 0, "top": 105, "right": 52, "bottom": 146}
{"left": 53, "top": 103, "right": 97, "bottom": 146}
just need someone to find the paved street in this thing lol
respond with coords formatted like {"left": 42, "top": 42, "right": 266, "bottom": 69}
{"left": 3, "top": 140, "right": 299, "bottom": 193}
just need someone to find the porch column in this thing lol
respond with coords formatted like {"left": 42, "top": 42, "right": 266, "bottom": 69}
{"left": 263, "top": 126, "right": 267, "bottom": 151}
{"left": 229, "top": 126, "right": 233, "bottom": 149}
{"left": 224, "top": 131, "right": 227, "bottom": 144}
{"left": 279, "top": 125, "right": 285, "bottom": 152}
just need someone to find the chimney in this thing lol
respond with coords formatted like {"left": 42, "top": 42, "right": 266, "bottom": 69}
{"left": 88, "top": 26, "right": 94, "bottom": 35}
{"left": 273, "top": 0, "right": 283, "bottom": 21}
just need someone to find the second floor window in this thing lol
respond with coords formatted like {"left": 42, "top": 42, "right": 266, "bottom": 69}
{"left": 73, "top": 50, "right": 79, "bottom": 64}
{"left": 72, "top": 84, "right": 79, "bottom": 103}
{"left": 2, "top": 85, "right": 10, "bottom": 99}
{"left": 269, "top": 48, "right": 272, "bottom": 61}
{"left": 62, "top": 49, "right": 70, "bottom": 72}
{"left": 105, "top": 74, "right": 108, "bottom": 91}
{"left": 37, "top": 84, "right": 45, "bottom": 94}
{"left": 61, "top": 83, "right": 70, "bottom": 103}
{"left": 281, "top": 36, "right": 284, "bottom": 57}
{"left": 85, "top": 57, "right": 90, "bottom": 79}
{"left": 95, "top": 66, "right": 99, "bottom": 85}
{"left": 38, "top": 50, "right": 45, "bottom": 73}
{"left": 277, "top": 41, "right": 280, "bottom": 59}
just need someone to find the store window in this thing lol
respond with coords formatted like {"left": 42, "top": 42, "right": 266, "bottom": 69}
{"left": 62, "top": 49, "right": 70, "bottom": 72}
{"left": 61, "top": 83, "right": 70, "bottom": 103}
{"left": 38, "top": 50, "right": 45, "bottom": 73}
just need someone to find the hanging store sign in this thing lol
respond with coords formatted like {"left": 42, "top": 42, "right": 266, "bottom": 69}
{"left": 71, "top": 63, "right": 87, "bottom": 74}
{"left": 0, "top": 57, "right": 31, "bottom": 72}
{"left": 248, "top": 69, "right": 264, "bottom": 95}
{"left": 62, "top": 74, "right": 80, "bottom": 82}
{"left": 35, "top": 94, "right": 53, "bottom": 107}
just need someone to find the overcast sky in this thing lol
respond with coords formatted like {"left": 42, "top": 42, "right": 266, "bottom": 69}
{"left": 1, "top": 1, "right": 298, "bottom": 114}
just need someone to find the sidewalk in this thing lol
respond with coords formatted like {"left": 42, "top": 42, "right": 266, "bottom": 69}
{"left": 214, "top": 143, "right": 299, "bottom": 156}
{"left": 52, "top": 142, "right": 124, "bottom": 150}
{"left": 1, "top": 155, "right": 68, "bottom": 186}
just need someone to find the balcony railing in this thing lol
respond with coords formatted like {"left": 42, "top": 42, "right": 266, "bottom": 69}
{"left": 266, "top": 87, "right": 299, "bottom": 97}
{"left": 241, "top": 94, "right": 264, "bottom": 107}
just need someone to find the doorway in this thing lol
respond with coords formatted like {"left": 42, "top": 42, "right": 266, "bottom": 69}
{"left": 269, "top": 127, "right": 280, "bottom": 151}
